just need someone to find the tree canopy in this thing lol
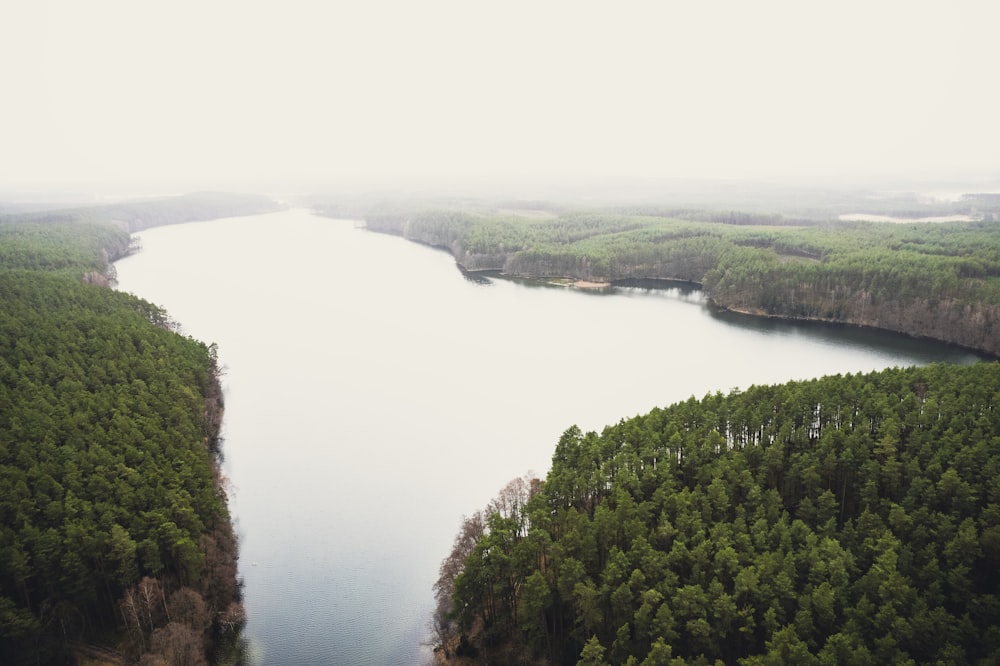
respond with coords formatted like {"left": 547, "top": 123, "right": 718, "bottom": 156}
{"left": 315, "top": 197, "right": 1000, "bottom": 356}
{"left": 436, "top": 361, "right": 1000, "bottom": 665}
{"left": 0, "top": 197, "right": 249, "bottom": 664}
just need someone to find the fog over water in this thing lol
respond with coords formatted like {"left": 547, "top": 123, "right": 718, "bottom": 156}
{"left": 114, "top": 209, "right": 984, "bottom": 665}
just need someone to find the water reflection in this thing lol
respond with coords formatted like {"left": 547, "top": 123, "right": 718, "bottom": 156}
{"left": 115, "top": 210, "right": 987, "bottom": 665}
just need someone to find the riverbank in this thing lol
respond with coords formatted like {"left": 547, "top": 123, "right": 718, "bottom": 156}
{"left": 715, "top": 301, "right": 999, "bottom": 360}
{"left": 113, "top": 207, "right": 987, "bottom": 665}
{"left": 433, "top": 363, "right": 1000, "bottom": 663}
{"left": 535, "top": 277, "right": 612, "bottom": 289}
{"left": 357, "top": 215, "right": 1000, "bottom": 358}
{"left": 0, "top": 194, "right": 262, "bottom": 665}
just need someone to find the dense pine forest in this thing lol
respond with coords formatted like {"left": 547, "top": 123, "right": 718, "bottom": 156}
{"left": 5, "top": 187, "right": 999, "bottom": 664}
{"left": 310, "top": 191, "right": 1000, "bottom": 356}
{"left": 434, "top": 361, "right": 1000, "bottom": 665}
{"left": 0, "top": 193, "right": 276, "bottom": 665}
{"left": 311, "top": 189, "right": 1000, "bottom": 662}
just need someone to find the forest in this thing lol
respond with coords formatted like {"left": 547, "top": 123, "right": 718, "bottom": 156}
{"left": 5, "top": 186, "right": 998, "bottom": 665}
{"left": 434, "top": 361, "right": 1000, "bottom": 665}
{"left": 0, "top": 193, "right": 271, "bottom": 665}
{"left": 309, "top": 192, "right": 1000, "bottom": 357}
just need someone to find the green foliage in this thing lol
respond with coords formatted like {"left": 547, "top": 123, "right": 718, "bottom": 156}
{"left": 443, "top": 362, "right": 1000, "bottom": 664}
{"left": 0, "top": 222, "right": 131, "bottom": 275}
{"left": 0, "top": 200, "right": 241, "bottom": 664}
{"left": 345, "top": 202, "right": 1000, "bottom": 355}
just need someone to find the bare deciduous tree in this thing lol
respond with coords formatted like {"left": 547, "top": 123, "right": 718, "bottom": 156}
{"left": 149, "top": 622, "right": 208, "bottom": 666}
{"left": 432, "top": 511, "right": 487, "bottom": 654}
{"left": 138, "top": 577, "right": 166, "bottom": 630}
{"left": 120, "top": 586, "right": 145, "bottom": 650}
{"left": 217, "top": 601, "right": 246, "bottom": 635}
{"left": 166, "top": 588, "right": 210, "bottom": 639}
{"left": 431, "top": 473, "right": 542, "bottom": 654}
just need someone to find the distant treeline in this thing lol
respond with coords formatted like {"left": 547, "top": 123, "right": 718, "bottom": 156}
{"left": 311, "top": 199, "right": 1000, "bottom": 356}
{"left": 0, "top": 193, "right": 266, "bottom": 664}
{"left": 435, "top": 361, "right": 1000, "bottom": 664}
{"left": 0, "top": 190, "right": 282, "bottom": 234}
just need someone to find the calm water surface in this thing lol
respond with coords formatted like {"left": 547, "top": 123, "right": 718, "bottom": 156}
{"left": 114, "top": 209, "right": 984, "bottom": 665}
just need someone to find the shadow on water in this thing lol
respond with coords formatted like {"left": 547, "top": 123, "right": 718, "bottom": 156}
{"left": 467, "top": 271, "right": 992, "bottom": 363}
{"left": 706, "top": 304, "right": 992, "bottom": 365}
{"left": 117, "top": 211, "right": 995, "bottom": 666}
{"left": 601, "top": 277, "right": 990, "bottom": 365}
{"left": 613, "top": 277, "right": 703, "bottom": 296}
{"left": 457, "top": 266, "right": 498, "bottom": 285}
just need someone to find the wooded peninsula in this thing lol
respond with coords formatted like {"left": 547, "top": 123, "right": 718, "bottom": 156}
{"left": 0, "top": 193, "right": 280, "bottom": 665}
{"left": 304, "top": 187, "right": 1000, "bottom": 663}
{"left": 309, "top": 188, "right": 1000, "bottom": 357}
{"left": 3, "top": 185, "right": 1000, "bottom": 665}
{"left": 433, "top": 362, "right": 1000, "bottom": 664}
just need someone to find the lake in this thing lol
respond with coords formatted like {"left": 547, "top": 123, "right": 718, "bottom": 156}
{"left": 114, "top": 208, "right": 985, "bottom": 665}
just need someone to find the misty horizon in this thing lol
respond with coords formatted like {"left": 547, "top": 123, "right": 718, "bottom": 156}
{"left": 4, "top": 1, "right": 999, "bottom": 200}
{"left": 4, "top": 172, "right": 1000, "bottom": 213}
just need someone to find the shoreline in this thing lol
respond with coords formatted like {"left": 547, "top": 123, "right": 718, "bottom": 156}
{"left": 572, "top": 279, "right": 611, "bottom": 289}
{"left": 456, "top": 258, "right": 998, "bottom": 360}
{"left": 713, "top": 302, "right": 1000, "bottom": 361}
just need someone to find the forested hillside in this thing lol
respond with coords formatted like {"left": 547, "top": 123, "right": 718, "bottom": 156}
{"left": 0, "top": 196, "right": 254, "bottom": 664}
{"left": 435, "top": 362, "right": 1000, "bottom": 665}
{"left": 312, "top": 197, "right": 1000, "bottom": 356}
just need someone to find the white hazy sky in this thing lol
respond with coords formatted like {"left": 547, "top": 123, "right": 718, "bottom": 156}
{"left": 2, "top": 1, "right": 998, "bottom": 192}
